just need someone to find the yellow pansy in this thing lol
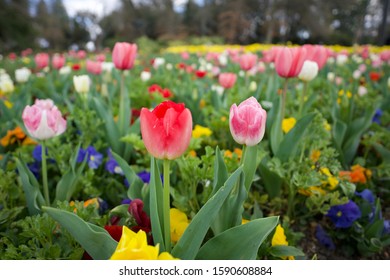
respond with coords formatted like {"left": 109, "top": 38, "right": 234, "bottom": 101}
{"left": 282, "top": 117, "right": 296, "bottom": 134}
{"left": 170, "top": 208, "right": 189, "bottom": 243}
{"left": 188, "top": 150, "right": 197, "bottom": 157}
{"left": 242, "top": 218, "right": 250, "bottom": 224}
{"left": 271, "top": 224, "right": 294, "bottom": 260}
{"left": 110, "top": 227, "right": 178, "bottom": 260}
{"left": 192, "top": 124, "right": 212, "bottom": 138}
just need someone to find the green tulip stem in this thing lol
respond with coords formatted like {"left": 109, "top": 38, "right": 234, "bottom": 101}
{"left": 163, "top": 159, "right": 171, "bottom": 252}
{"left": 298, "top": 81, "right": 308, "bottom": 118}
{"left": 281, "top": 78, "right": 289, "bottom": 128}
{"left": 118, "top": 71, "right": 126, "bottom": 136}
{"left": 41, "top": 141, "right": 50, "bottom": 206}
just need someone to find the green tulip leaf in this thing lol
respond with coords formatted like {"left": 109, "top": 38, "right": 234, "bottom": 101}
{"left": 55, "top": 144, "right": 87, "bottom": 202}
{"left": 276, "top": 112, "right": 315, "bottom": 162}
{"left": 172, "top": 166, "right": 243, "bottom": 260}
{"left": 43, "top": 206, "right": 117, "bottom": 260}
{"left": 15, "top": 157, "right": 45, "bottom": 215}
{"left": 196, "top": 216, "right": 279, "bottom": 260}
{"left": 269, "top": 245, "right": 305, "bottom": 258}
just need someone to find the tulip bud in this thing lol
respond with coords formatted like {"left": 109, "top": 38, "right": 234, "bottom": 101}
{"left": 218, "top": 73, "right": 237, "bottom": 89}
{"left": 59, "top": 66, "right": 71, "bottom": 75}
{"left": 52, "top": 54, "right": 66, "bottom": 70}
{"left": 140, "top": 101, "right": 192, "bottom": 160}
{"left": 73, "top": 75, "right": 91, "bottom": 95}
{"left": 229, "top": 97, "right": 267, "bottom": 146}
{"left": 15, "top": 67, "right": 31, "bottom": 83}
{"left": 22, "top": 99, "right": 67, "bottom": 140}
{"left": 275, "top": 47, "right": 307, "bottom": 78}
{"left": 298, "top": 60, "right": 319, "bottom": 82}
{"left": 112, "top": 42, "right": 137, "bottom": 70}
{"left": 35, "top": 53, "right": 49, "bottom": 69}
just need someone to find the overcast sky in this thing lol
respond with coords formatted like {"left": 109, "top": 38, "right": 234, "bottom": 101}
{"left": 62, "top": 0, "right": 199, "bottom": 18}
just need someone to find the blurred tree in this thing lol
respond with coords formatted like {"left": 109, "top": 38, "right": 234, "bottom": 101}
{"left": 0, "top": 0, "right": 36, "bottom": 51}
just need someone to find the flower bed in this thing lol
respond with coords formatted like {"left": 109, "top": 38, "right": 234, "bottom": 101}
{"left": 0, "top": 43, "right": 389, "bottom": 260}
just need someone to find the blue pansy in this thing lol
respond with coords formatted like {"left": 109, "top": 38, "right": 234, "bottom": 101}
{"left": 137, "top": 171, "right": 151, "bottom": 184}
{"left": 105, "top": 149, "right": 123, "bottom": 175}
{"left": 77, "top": 146, "right": 103, "bottom": 169}
{"left": 121, "top": 198, "right": 132, "bottom": 205}
{"left": 327, "top": 200, "right": 361, "bottom": 228}
{"left": 372, "top": 109, "right": 382, "bottom": 124}
{"left": 355, "top": 189, "right": 375, "bottom": 205}
{"left": 315, "top": 225, "right": 335, "bottom": 250}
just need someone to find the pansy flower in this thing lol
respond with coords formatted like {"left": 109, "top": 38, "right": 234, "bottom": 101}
{"left": 327, "top": 200, "right": 361, "bottom": 228}
{"left": 77, "top": 146, "right": 103, "bottom": 169}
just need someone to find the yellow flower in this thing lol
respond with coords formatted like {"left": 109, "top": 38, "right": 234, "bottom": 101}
{"left": 233, "top": 148, "right": 242, "bottom": 159}
{"left": 323, "top": 121, "right": 331, "bottom": 131}
{"left": 272, "top": 224, "right": 288, "bottom": 246}
{"left": 242, "top": 218, "right": 250, "bottom": 224}
{"left": 298, "top": 186, "right": 327, "bottom": 196}
{"left": 4, "top": 100, "right": 13, "bottom": 109}
{"left": 282, "top": 117, "right": 296, "bottom": 134}
{"left": 271, "top": 225, "right": 295, "bottom": 260}
{"left": 338, "top": 90, "right": 345, "bottom": 96}
{"left": 188, "top": 150, "right": 197, "bottom": 157}
{"left": 310, "top": 150, "right": 321, "bottom": 162}
{"left": 22, "top": 57, "right": 31, "bottom": 64}
{"left": 110, "top": 227, "right": 178, "bottom": 260}
{"left": 224, "top": 149, "right": 233, "bottom": 158}
{"left": 220, "top": 116, "right": 227, "bottom": 122}
{"left": 346, "top": 91, "right": 352, "bottom": 98}
{"left": 337, "top": 98, "right": 341, "bottom": 104}
{"left": 170, "top": 208, "right": 189, "bottom": 243}
{"left": 192, "top": 124, "right": 212, "bottom": 138}
{"left": 327, "top": 176, "right": 339, "bottom": 190}
{"left": 199, "top": 99, "right": 206, "bottom": 109}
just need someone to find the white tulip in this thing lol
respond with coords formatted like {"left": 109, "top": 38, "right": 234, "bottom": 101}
{"left": 73, "top": 75, "right": 90, "bottom": 94}
{"left": 336, "top": 54, "right": 348, "bottom": 65}
{"left": 15, "top": 67, "right": 31, "bottom": 83}
{"left": 140, "top": 71, "right": 151, "bottom": 82}
{"left": 59, "top": 66, "right": 71, "bottom": 75}
{"left": 298, "top": 60, "right": 319, "bottom": 82}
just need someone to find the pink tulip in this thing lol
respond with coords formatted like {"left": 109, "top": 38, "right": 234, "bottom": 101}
{"left": 261, "top": 46, "right": 283, "bottom": 63}
{"left": 86, "top": 60, "right": 103, "bottom": 75}
{"left": 140, "top": 101, "right": 192, "bottom": 160}
{"left": 229, "top": 97, "right": 267, "bottom": 146}
{"left": 239, "top": 53, "right": 257, "bottom": 71}
{"left": 77, "top": 50, "right": 87, "bottom": 59}
{"left": 112, "top": 42, "right": 137, "bottom": 70}
{"left": 52, "top": 54, "right": 66, "bottom": 70}
{"left": 275, "top": 47, "right": 307, "bottom": 78}
{"left": 95, "top": 54, "right": 106, "bottom": 62}
{"left": 302, "top": 44, "right": 329, "bottom": 70}
{"left": 22, "top": 99, "right": 67, "bottom": 140}
{"left": 218, "top": 72, "right": 237, "bottom": 89}
{"left": 34, "top": 53, "right": 49, "bottom": 69}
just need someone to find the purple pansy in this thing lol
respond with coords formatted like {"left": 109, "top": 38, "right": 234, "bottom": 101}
{"left": 77, "top": 146, "right": 103, "bottom": 169}
{"left": 315, "top": 224, "right": 335, "bottom": 250}
{"left": 327, "top": 200, "right": 361, "bottom": 228}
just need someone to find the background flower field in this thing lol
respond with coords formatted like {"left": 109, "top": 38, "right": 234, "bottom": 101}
{"left": 0, "top": 42, "right": 390, "bottom": 260}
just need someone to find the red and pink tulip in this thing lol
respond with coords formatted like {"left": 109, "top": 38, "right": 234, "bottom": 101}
{"left": 140, "top": 101, "right": 192, "bottom": 160}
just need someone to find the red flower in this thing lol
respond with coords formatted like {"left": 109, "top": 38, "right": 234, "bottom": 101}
{"left": 369, "top": 72, "right": 381, "bottom": 82}
{"left": 72, "top": 64, "right": 81, "bottom": 71}
{"left": 148, "top": 84, "right": 173, "bottom": 99}
{"left": 104, "top": 225, "right": 123, "bottom": 242}
{"left": 195, "top": 70, "right": 207, "bottom": 78}
{"left": 140, "top": 101, "right": 192, "bottom": 160}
